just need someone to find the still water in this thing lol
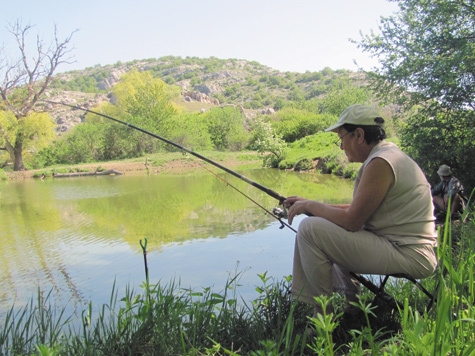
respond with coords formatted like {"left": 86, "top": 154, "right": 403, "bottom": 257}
{"left": 0, "top": 168, "right": 353, "bottom": 319}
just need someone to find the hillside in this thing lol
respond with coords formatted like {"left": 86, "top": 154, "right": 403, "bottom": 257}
{"left": 44, "top": 56, "right": 367, "bottom": 133}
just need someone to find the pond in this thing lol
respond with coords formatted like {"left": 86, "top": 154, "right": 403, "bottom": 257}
{"left": 0, "top": 167, "right": 354, "bottom": 320}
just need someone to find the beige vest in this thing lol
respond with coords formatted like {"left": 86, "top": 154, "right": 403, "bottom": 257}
{"left": 354, "top": 141, "right": 437, "bottom": 245}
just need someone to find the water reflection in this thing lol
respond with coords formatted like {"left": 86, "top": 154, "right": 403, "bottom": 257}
{"left": 0, "top": 169, "right": 353, "bottom": 319}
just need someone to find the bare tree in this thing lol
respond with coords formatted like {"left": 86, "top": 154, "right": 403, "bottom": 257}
{"left": 0, "top": 20, "right": 77, "bottom": 170}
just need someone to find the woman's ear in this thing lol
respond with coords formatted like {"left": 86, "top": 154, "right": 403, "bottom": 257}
{"left": 356, "top": 128, "right": 364, "bottom": 142}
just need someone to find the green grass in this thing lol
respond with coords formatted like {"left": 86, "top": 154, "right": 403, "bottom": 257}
{"left": 273, "top": 133, "right": 362, "bottom": 179}
{"left": 1, "top": 212, "right": 474, "bottom": 355}
{"left": 0, "top": 171, "right": 8, "bottom": 181}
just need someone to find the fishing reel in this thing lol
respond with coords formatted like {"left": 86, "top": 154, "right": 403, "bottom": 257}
{"left": 273, "top": 206, "right": 288, "bottom": 219}
{"left": 273, "top": 206, "right": 291, "bottom": 230}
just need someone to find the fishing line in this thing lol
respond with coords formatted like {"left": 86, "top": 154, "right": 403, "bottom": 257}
{"left": 198, "top": 163, "right": 296, "bottom": 233}
{"left": 44, "top": 101, "right": 286, "bottom": 201}
{"left": 44, "top": 101, "right": 295, "bottom": 232}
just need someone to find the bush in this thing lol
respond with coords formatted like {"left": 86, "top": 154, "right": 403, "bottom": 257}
{"left": 400, "top": 108, "right": 475, "bottom": 191}
{"left": 271, "top": 108, "right": 334, "bottom": 143}
{"left": 168, "top": 112, "right": 213, "bottom": 150}
{"left": 203, "top": 107, "right": 250, "bottom": 151}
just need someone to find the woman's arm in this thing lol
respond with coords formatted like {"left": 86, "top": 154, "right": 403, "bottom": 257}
{"left": 285, "top": 158, "right": 394, "bottom": 231}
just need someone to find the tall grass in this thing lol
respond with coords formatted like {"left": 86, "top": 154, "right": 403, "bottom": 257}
{"left": 1, "top": 213, "right": 474, "bottom": 355}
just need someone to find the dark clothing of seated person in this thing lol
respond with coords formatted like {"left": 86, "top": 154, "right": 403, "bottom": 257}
{"left": 431, "top": 164, "right": 466, "bottom": 222}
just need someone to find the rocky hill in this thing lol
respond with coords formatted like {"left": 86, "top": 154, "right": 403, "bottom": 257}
{"left": 44, "top": 56, "right": 367, "bottom": 134}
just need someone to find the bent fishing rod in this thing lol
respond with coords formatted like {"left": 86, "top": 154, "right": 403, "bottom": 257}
{"left": 45, "top": 100, "right": 295, "bottom": 231}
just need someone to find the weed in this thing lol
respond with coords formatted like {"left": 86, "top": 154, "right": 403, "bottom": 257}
{"left": 0, "top": 213, "right": 474, "bottom": 355}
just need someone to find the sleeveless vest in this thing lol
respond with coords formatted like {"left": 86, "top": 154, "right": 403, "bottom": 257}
{"left": 354, "top": 141, "right": 437, "bottom": 245}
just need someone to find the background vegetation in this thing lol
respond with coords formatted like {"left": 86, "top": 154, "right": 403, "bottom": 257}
{"left": 1, "top": 0, "right": 475, "bottom": 354}
{"left": 24, "top": 60, "right": 379, "bottom": 184}
{"left": 2, "top": 1, "right": 474, "bottom": 194}
{"left": 2, "top": 54, "right": 471, "bottom": 192}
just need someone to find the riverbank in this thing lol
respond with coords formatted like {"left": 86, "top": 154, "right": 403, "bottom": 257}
{"left": 2, "top": 220, "right": 474, "bottom": 355}
{"left": 3, "top": 151, "right": 263, "bottom": 180}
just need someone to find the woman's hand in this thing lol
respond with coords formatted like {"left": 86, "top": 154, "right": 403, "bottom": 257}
{"left": 283, "top": 196, "right": 307, "bottom": 209}
{"left": 284, "top": 196, "right": 309, "bottom": 225}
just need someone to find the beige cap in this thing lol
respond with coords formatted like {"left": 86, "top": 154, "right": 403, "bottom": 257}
{"left": 325, "top": 104, "right": 383, "bottom": 132}
{"left": 437, "top": 164, "right": 452, "bottom": 176}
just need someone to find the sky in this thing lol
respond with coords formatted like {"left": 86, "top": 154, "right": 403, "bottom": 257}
{"left": 1, "top": 0, "right": 399, "bottom": 74}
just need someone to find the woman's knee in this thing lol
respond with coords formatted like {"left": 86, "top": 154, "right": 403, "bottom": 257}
{"left": 296, "top": 217, "right": 344, "bottom": 254}
{"left": 297, "top": 217, "right": 329, "bottom": 243}
{"left": 298, "top": 216, "right": 335, "bottom": 234}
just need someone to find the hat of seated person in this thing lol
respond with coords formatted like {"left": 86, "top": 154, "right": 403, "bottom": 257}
{"left": 437, "top": 164, "right": 453, "bottom": 176}
{"left": 325, "top": 104, "right": 384, "bottom": 132}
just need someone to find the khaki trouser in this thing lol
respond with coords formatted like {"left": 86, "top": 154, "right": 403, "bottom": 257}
{"left": 292, "top": 217, "right": 438, "bottom": 306}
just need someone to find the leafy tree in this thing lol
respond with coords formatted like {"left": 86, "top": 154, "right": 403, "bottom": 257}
{"left": 401, "top": 108, "right": 475, "bottom": 190}
{"left": 287, "top": 88, "right": 306, "bottom": 102}
{"left": 96, "top": 70, "right": 181, "bottom": 157}
{"left": 168, "top": 112, "right": 213, "bottom": 150}
{"left": 203, "top": 107, "right": 248, "bottom": 151}
{"left": 59, "top": 124, "right": 104, "bottom": 164}
{"left": 0, "top": 111, "right": 55, "bottom": 166}
{"left": 0, "top": 20, "right": 76, "bottom": 170}
{"left": 356, "top": 0, "right": 475, "bottom": 190}
{"left": 274, "top": 97, "right": 286, "bottom": 111}
{"left": 269, "top": 75, "right": 284, "bottom": 87}
{"left": 38, "top": 70, "right": 183, "bottom": 165}
{"left": 318, "top": 84, "right": 372, "bottom": 117}
{"left": 248, "top": 117, "right": 287, "bottom": 168}
{"left": 321, "top": 67, "right": 333, "bottom": 77}
{"left": 357, "top": 0, "right": 475, "bottom": 111}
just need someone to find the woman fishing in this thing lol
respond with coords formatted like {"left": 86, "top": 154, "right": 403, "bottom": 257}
{"left": 284, "top": 104, "right": 438, "bottom": 321}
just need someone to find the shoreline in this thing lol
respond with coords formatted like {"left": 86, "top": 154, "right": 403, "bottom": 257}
{"left": 4, "top": 154, "right": 263, "bottom": 181}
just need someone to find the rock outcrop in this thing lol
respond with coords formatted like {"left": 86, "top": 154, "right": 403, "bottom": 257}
{"left": 183, "top": 91, "right": 219, "bottom": 105}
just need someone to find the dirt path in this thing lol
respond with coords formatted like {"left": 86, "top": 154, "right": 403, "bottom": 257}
{"left": 5, "top": 156, "right": 261, "bottom": 180}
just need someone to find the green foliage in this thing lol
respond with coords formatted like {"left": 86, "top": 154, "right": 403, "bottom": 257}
{"left": 274, "top": 97, "right": 286, "bottom": 111}
{"left": 33, "top": 70, "right": 184, "bottom": 165}
{"left": 356, "top": 0, "right": 475, "bottom": 192}
{"left": 2, "top": 217, "right": 474, "bottom": 355}
{"left": 400, "top": 107, "right": 475, "bottom": 190}
{"left": 203, "top": 107, "right": 249, "bottom": 151}
{"left": 248, "top": 117, "right": 287, "bottom": 168}
{"left": 44, "top": 56, "right": 371, "bottom": 124}
{"left": 295, "top": 71, "right": 325, "bottom": 83}
{"left": 167, "top": 112, "right": 213, "bottom": 150}
{"left": 31, "top": 56, "right": 377, "bottom": 171}
{"left": 276, "top": 132, "right": 356, "bottom": 173}
{"left": 272, "top": 131, "right": 363, "bottom": 178}
{"left": 50, "top": 70, "right": 110, "bottom": 93}
{"left": 0, "top": 110, "right": 56, "bottom": 165}
{"left": 94, "top": 70, "right": 180, "bottom": 158}
{"left": 32, "top": 124, "right": 103, "bottom": 166}
{"left": 287, "top": 88, "right": 305, "bottom": 103}
{"left": 318, "top": 83, "right": 372, "bottom": 117}
{"left": 0, "top": 170, "right": 8, "bottom": 180}
{"left": 357, "top": 0, "right": 475, "bottom": 111}
{"left": 270, "top": 108, "right": 335, "bottom": 143}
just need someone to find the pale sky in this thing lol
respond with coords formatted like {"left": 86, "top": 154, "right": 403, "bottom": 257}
{"left": 1, "top": 0, "right": 398, "bottom": 74}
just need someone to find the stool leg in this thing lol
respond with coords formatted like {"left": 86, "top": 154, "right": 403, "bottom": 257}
{"left": 350, "top": 273, "right": 403, "bottom": 311}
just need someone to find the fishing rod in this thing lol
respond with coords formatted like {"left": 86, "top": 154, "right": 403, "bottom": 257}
{"left": 45, "top": 101, "right": 291, "bottom": 221}
{"left": 199, "top": 163, "right": 296, "bottom": 232}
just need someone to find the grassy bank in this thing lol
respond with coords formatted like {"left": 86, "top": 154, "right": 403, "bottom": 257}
{"left": 1, "top": 213, "right": 474, "bottom": 355}
{"left": 1, "top": 140, "right": 354, "bottom": 182}
{"left": 1, "top": 135, "right": 359, "bottom": 183}
{"left": 1, "top": 151, "right": 263, "bottom": 180}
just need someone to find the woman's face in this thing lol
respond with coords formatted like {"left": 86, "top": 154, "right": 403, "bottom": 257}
{"left": 338, "top": 128, "right": 357, "bottom": 163}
